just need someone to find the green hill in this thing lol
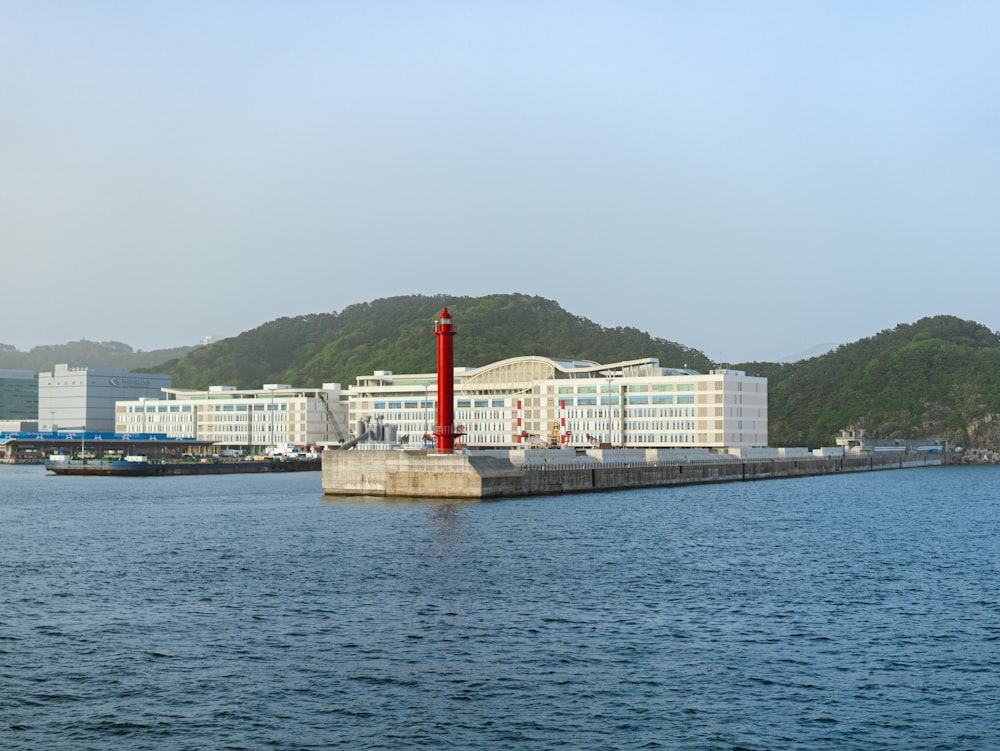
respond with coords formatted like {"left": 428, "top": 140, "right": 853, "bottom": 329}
{"left": 0, "top": 340, "right": 197, "bottom": 373}
{"left": 748, "top": 316, "right": 1000, "bottom": 449}
{"left": 8, "top": 297, "right": 997, "bottom": 450}
{"left": 134, "top": 297, "right": 1000, "bottom": 453}
{"left": 153, "top": 293, "right": 713, "bottom": 392}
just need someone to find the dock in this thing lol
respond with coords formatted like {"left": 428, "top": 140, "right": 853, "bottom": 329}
{"left": 321, "top": 448, "right": 945, "bottom": 499}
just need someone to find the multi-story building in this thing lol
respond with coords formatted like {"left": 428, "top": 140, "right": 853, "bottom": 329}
{"left": 0, "top": 369, "right": 37, "bottom": 420}
{"left": 38, "top": 364, "right": 172, "bottom": 432}
{"left": 347, "top": 356, "right": 767, "bottom": 450}
{"left": 115, "top": 383, "right": 349, "bottom": 452}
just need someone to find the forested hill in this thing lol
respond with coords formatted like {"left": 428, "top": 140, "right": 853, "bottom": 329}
{"left": 7, "top": 296, "right": 1000, "bottom": 451}
{"left": 150, "top": 298, "right": 1000, "bottom": 450}
{"left": 0, "top": 340, "right": 196, "bottom": 373}
{"left": 748, "top": 316, "right": 1000, "bottom": 449}
{"left": 153, "top": 294, "right": 712, "bottom": 392}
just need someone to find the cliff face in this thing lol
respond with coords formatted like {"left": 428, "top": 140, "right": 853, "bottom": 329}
{"left": 843, "top": 388, "right": 1000, "bottom": 456}
{"left": 956, "top": 447, "right": 1000, "bottom": 464}
{"left": 960, "top": 413, "right": 1000, "bottom": 455}
{"left": 763, "top": 316, "right": 1000, "bottom": 450}
{"left": 831, "top": 398, "right": 1000, "bottom": 463}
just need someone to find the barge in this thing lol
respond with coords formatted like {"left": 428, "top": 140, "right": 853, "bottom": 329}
{"left": 45, "top": 453, "right": 320, "bottom": 476}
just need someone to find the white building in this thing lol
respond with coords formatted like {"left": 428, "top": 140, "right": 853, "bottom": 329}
{"left": 115, "top": 383, "right": 349, "bottom": 453}
{"left": 347, "top": 356, "right": 767, "bottom": 450}
{"left": 39, "top": 364, "right": 172, "bottom": 432}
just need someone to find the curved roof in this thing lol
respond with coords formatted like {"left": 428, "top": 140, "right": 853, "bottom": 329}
{"left": 460, "top": 356, "right": 571, "bottom": 385}
{"left": 458, "top": 355, "right": 665, "bottom": 384}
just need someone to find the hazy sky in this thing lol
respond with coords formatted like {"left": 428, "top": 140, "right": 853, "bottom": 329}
{"left": 3, "top": 1, "right": 998, "bottom": 364}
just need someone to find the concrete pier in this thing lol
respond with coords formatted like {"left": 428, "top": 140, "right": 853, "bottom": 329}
{"left": 322, "top": 448, "right": 945, "bottom": 499}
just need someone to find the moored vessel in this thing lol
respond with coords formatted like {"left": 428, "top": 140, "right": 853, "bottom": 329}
{"left": 44, "top": 452, "right": 320, "bottom": 476}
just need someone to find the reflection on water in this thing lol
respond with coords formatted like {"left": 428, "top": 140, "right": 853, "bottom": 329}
{"left": 428, "top": 502, "right": 464, "bottom": 547}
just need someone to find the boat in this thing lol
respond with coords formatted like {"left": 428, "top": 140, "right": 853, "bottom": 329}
{"left": 44, "top": 452, "right": 321, "bottom": 476}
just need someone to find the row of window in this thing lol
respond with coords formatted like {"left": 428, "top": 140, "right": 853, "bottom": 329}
{"left": 555, "top": 382, "right": 702, "bottom": 395}
{"left": 122, "top": 413, "right": 296, "bottom": 423}
{"left": 545, "top": 394, "right": 702, "bottom": 406}
{"left": 123, "top": 404, "right": 193, "bottom": 413}
{"left": 363, "top": 391, "right": 744, "bottom": 412}
{"left": 565, "top": 407, "right": 697, "bottom": 420}
{"left": 369, "top": 398, "right": 510, "bottom": 410}
{"left": 566, "top": 420, "right": 701, "bottom": 432}
{"left": 119, "top": 414, "right": 192, "bottom": 424}
{"left": 123, "top": 403, "right": 304, "bottom": 414}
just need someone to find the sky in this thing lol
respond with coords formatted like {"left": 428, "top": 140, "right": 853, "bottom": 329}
{"left": 3, "top": 1, "right": 998, "bottom": 364}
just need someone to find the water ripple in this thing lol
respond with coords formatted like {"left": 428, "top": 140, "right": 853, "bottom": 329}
{"left": 1, "top": 465, "right": 999, "bottom": 749}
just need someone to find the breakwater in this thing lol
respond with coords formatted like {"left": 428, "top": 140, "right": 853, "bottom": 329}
{"left": 322, "top": 449, "right": 945, "bottom": 499}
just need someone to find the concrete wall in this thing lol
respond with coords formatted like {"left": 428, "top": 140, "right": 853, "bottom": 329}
{"left": 323, "top": 449, "right": 945, "bottom": 500}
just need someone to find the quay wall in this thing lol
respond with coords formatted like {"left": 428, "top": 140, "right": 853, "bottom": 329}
{"left": 322, "top": 450, "right": 944, "bottom": 500}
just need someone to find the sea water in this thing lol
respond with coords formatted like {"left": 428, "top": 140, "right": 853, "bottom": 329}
{"left": 2, "top": 464, "right": 998, "bottom": 750}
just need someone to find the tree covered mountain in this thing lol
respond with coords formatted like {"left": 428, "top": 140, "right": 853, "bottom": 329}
{"left": 9, "top": 295, "right": 999, "bottom": 451}
{"left": 0, "top": 340, "right": 197, "bottom": 373}
{"left": 153, "top": 293, "right": 713, "bottom": 392}
{"left": 754, "top": 316, "right": 1000, "bottom": 449}
{"left": 151, "top": 295, "right": 1000, "bottom": 450}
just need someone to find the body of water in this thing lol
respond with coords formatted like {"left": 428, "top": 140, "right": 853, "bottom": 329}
{"left": 2, "top": 464, "right": 998, "bottom": 749}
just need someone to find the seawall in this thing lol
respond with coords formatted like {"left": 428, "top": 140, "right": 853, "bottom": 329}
{"left": 322, "top": 449, "right": 945, "bottom": 499}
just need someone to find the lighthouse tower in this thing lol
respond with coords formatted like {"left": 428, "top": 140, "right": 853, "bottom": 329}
{"left": 434, "top": 307, "right": 459, "bottom": 454}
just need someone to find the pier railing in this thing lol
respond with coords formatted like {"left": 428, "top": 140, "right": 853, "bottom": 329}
{"left": 519, "top": 453, "right": 942, "bottom": 477}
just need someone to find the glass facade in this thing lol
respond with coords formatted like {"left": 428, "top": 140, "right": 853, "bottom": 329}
{"left": 0, "top": 370, "right": 37, "bottom": 420}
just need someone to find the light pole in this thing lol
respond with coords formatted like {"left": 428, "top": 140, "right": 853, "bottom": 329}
{"left": 606, "top": 374, "right": 612, "bottom": 446}
{"left": 423, "top": 382, "right": 430, "bottom": 439}
{"left": 270, "top": 388, "right": 276, "bottom": 449}
{"left": 263, "top": 384, "right": 278, "bottom": 453}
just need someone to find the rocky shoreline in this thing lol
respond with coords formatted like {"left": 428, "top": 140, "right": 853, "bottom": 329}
{"left": 954, "top": 448, "right": 1000, "bottom": 464}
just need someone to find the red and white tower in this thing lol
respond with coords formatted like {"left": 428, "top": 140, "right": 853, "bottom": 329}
{"left": 434, "top": 307, "right": 458, "bottom": 454}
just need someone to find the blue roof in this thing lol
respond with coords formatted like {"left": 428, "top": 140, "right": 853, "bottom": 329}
{"left": 0, "top": 431, "right": 203, "bottom": 444}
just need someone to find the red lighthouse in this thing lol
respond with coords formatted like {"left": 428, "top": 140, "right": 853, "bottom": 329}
{"left": 434, "top": 307, "right": 459, "bottom": 454}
